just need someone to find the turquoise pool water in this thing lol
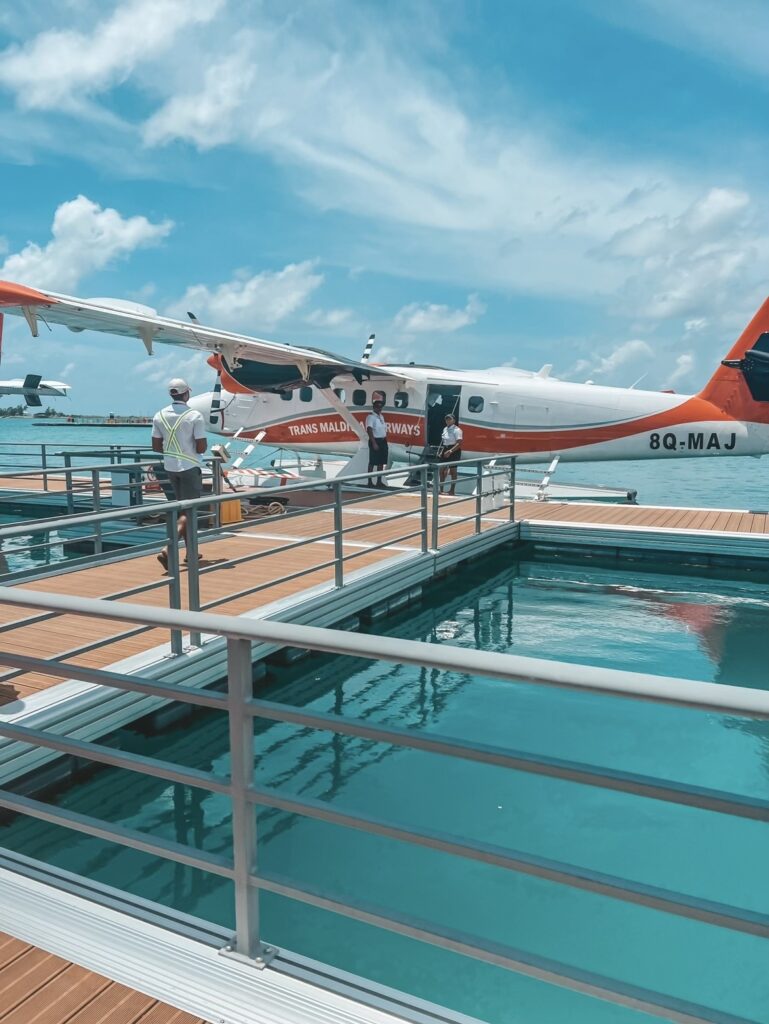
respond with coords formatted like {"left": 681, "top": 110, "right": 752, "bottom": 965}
{"left": 2, "top": 553, "right": 768, "bottom": 1023}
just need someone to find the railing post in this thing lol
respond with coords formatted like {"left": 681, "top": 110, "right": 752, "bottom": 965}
{"left": 431, "top": 469, "right": 440, "bottom": 550}
{"left": 509, "top": 457, "right": 516, "bottom": 523}
{"left": 165, "top": 509, "right": 183, "bottom": 656}
{"left": 64, "top": 454, "right": 74, "bottom": 515}
{"left": 186, "top": 502, "right": 202, "bottom": 647}
{"left": 420, "top": 465, "right": 429, "bottom": 554}
{"left": 41, "top": 444, "right": 48, "bottom": 492}
{"left": 226, "top": 637, "right": 268, "bottom": 963}
{"left": 212, "top": 457, "right": 223, "bottom": 530}
{"left": 91, "top": 470, "right": 103, "bottom": 554}
{"left": 333, "top": 481, "right": 344, "bottom": 588}
{"left": 475, "top": 462, "right": 483, "bottom": 534}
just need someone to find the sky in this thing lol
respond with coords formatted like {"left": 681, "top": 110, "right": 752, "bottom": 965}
{"left": 1, "top": 0, "right": 768, "bottom": 414}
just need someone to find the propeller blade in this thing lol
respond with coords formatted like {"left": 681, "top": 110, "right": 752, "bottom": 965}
{"left": 361, "top": 333, "right": 375, "bottom": 363}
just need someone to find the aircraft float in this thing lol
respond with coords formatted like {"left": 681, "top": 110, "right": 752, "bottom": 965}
{"left": 1, "top": 278, "right": 768, "bottom": 473}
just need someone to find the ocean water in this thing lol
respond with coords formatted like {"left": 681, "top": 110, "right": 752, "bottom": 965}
{"left": 1, "top": 552, "right": 767, "bottom": 1024}
{"left": 0, "top": 417, "right": 768, "bottom": 509}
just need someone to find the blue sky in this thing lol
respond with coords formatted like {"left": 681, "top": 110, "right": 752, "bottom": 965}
{"left": 1, "top": 0, "right": 768, "bottom": 414}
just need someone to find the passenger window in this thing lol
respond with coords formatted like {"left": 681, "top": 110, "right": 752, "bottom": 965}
{"left": 300, "top": 386, "right": 313, "bottom": 403}
{"left": 394, "top": 391, "right": 409, "bottom": 408}
{"left": 280, "top": 390, "right": 293, "bottom": 402}
{"left": 372, "top": 390, "right": 387, "bottom": 405}
{"left": 352, "top": 389, "right": 367, "bottom": 406}
{"left": 468, "top": 395, "right": 484, "bottom": 413}
{"left": 334, "top": 388, "right": 346, "bottom": 401}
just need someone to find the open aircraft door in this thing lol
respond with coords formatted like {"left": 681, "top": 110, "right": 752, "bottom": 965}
{"left": 425, "top": 383, "right": 462, "bottom": 450}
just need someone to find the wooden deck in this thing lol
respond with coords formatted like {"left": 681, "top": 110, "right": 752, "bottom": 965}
{"left": 0, "top": 491, "right": 507, "bottom": 705}
{"left": 1, "top": 494, "right": 768, "bottom": 708}
{"left": 0, "top": 932, "right": 206, "bottom": 1024}
{"left": 519, "top": 500, "right": 769, "bottom": 534}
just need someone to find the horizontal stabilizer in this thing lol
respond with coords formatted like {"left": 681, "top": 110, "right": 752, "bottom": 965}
{"left": 24, "top": 392, "right": 42, "bottom": 407}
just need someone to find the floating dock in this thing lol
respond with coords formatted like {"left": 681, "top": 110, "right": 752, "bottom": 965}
{"left": 1, "top": 456, "right": 767, "bottom": 1024}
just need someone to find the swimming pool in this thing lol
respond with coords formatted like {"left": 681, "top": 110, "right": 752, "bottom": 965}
{"left": 2, "top": 553, "right": 767, "bottom": 1023}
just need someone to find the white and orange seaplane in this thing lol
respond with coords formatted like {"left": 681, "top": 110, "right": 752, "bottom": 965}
{"left": 2, "top": 279, "right": 769, "bottom": 480}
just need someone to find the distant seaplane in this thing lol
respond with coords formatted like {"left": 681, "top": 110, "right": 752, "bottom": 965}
{"left": 1, "top": 278, "right": 769, "bottom": 472}
{"left": 0, "top": 373, "right": 70, "bottom": 407}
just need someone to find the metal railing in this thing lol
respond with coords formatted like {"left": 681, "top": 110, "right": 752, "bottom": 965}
{"left": 0, "top": 456, "right": 516, "bottom": 666}
{"left": 0, "top": 441, "right": 154, "bottom": 489}
{"left": 0, "top": 588, "right": 765, "bottom": 1024}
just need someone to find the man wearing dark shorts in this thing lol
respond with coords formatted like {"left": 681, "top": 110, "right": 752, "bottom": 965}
{"left": 365, "top": 398, "right": 389, "bottom": 488}
{"left": 152, "top": 378, "right": 207, "bottom": 571}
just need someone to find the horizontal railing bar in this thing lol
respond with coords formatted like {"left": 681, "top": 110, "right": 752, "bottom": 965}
{"left": 0, "top": 790, "right": 234, "bottom": 879}
{"left": 252, "top": 871, "right": 754, "bottom": 1024}
{"left": 200, "top": 558, "right": 339, "bottom": 612}
{"left": 0, "top": 460, "right": 156, "bottom": 479}
{"left": 0, "top": 625, "right": 155, "bottom": 687}
{"left": 340, "top": 505, "right": 427, "bottom": 537}
{"left": 248, "top": 701, "right": 768, "bottom": 819}
{"left": 249, "top": 785, "right": 768, "bottom": 935}
{"left": 196, "top": 529, "right": 339, "bottom": 578}
{"left": 0, "top": 589, "right": 767, "bottom": 717}
{"left": 0, "top": 722, "right": 231, "bottom": 795}
{"left": 0, "top": 651, "right": 228, "bottom": 708}
{"left": 342, "top": 530, "right": 425, "bottom": 562}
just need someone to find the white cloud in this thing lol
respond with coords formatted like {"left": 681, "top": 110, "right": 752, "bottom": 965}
{"left": 664, "top": 352, "right": 696, "bottom": 390}
{"left": 59, "top": 361, "right": 77, "bottom": 379}
{"left": 133, "top": 350, "right": 211, "bottom": 393}
{"left": 591, "top": 339, "right": 654, "bottom": 378}
{"left": 394, "top": 294, "right": 485, "bottom": 334}
{"left": 0, "top": 0, "right": 223, "bottom": 112}
{"left": 305, "top": 308, "right": 354, "bottom": 328}
{"left": 168, "top": 261, "right": 324, "bottom": 329}
{"left": 0, "top": 195, "right": 173, "bottom": 292}
{"left": 144, "top": 44, "right": 256, "bottom": 148}
{"left": 589, "top": 0, "right": 769, "bottom": 82}
{"left": 598, "top": 188, "right": 761, "bottom": 320}
{"left": 684, "top": 317, "right": 708, "bottom": 334}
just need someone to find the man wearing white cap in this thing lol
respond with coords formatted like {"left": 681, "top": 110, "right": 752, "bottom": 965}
{"left": 152, "top": 378, "right": 207, "bottom": 571}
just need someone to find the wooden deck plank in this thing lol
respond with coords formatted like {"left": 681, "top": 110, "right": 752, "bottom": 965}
{"left": 0, "top": 933, "right": 206, "bottom": 1024}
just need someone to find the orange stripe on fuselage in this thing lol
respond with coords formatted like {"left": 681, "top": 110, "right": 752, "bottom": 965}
{"left": 257, "top": 396, "right": 730, "bottom": 454}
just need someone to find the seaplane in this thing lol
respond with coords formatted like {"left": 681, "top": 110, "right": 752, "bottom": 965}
{"left": 0, "top": 372, "right": 70, "bottom": 407}
{"left": 1, "top": 279, "right": 769, "bottom": 479}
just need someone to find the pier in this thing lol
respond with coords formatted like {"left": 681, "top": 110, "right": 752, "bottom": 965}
{"left": 0, "top": 454, "right": 767, "bottom": 1024}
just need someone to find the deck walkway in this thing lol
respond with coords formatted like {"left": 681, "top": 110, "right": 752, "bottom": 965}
{"left": 2, "top": 495, "right": 768, "bottom": 708}
{"left": 0, "top": 491, "right": 508, "bottom": 705}
{"left": 0, "top": 932, "right": 206, "bottom": 1024}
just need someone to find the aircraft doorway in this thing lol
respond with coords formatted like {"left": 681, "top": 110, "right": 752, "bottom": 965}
{"left": 425, "top": 384, "right": 462, "bottom": 448}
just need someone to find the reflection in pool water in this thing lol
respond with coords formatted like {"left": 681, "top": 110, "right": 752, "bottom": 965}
{"left": 2, "top": 554, "right": 768, "bottom": 1024}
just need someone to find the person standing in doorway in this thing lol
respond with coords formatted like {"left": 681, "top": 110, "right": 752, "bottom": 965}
{"left": 365, "top": 397, "right": 389, "bottom": 488}
{"left": 152, "top": 378, "right": 207, "bottom": 571}
{"left": 439, "top": 413, "right": 463, "bottom": 495}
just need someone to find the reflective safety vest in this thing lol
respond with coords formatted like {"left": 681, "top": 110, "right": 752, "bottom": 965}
{"left": 157, "top": 408, "right": 201, "bottom": 470}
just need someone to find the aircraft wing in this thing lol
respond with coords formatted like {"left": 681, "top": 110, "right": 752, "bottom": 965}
{"left": 0, "top": 279, "right": 405, "bottom": 391}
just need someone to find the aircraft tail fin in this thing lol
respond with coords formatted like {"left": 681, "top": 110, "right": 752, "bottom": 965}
{"left": 698, "top": 295, "right": 769, "bottom": 421}
{"left": 24, "top": 392, "right": 42, "bottom": 407}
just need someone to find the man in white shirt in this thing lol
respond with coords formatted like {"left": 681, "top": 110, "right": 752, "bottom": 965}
{"left": 152, "top": 378, "right": 207, "bottom": 571}
{"left": 365, "top": 398, "right": 389, "bottom": 488}
{"left": 439, "top": 413, "right": 463, "bottom": 495}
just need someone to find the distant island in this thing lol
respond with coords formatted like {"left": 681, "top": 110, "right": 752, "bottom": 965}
{"left": 0, "top": 406, "right": 152, "bottom": 425}
{"left": 0, "top": 404, "right": 63, "bottom": 418}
